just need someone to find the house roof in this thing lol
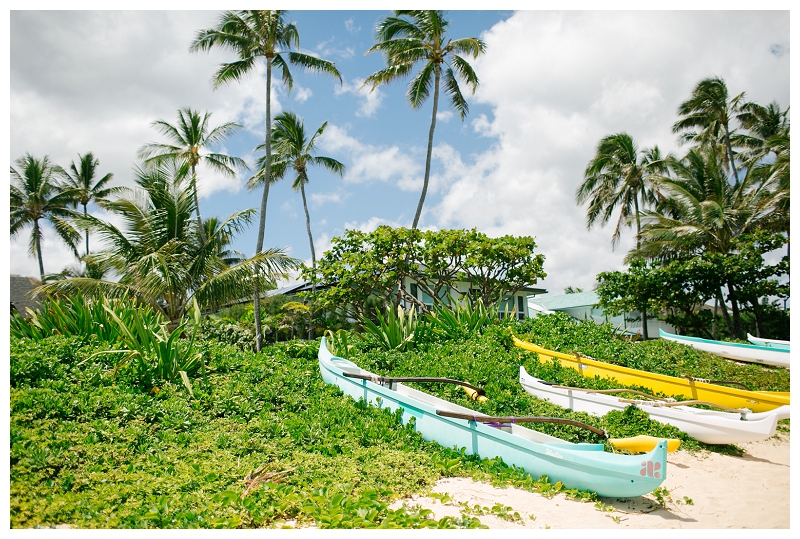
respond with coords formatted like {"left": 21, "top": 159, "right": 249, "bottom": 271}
{"left": 265, "top": 280, "right": 548, "bottom": 298}
{"left": 532, "top": 291, "right": 599, "bottom": 310}
{"left": 10, "top": 274, "right": 43, "bottom": 316}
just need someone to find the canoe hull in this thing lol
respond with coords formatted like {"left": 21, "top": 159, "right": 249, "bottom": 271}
{"left": 746, "top": 333, "right": 790, "bottom": 350}
{"left": 319, "top": 338, "right": 667, "bottom": 498}
{"left": 513, "top": 337, "right": 789, "bottom": 413}
{"left": 519, "top": 367, "right": 780, "bottom": 445}
{"left": 659, "top": 330, "right": 790, "bottom": 368}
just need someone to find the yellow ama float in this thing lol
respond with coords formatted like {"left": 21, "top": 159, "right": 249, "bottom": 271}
{"left": 513, "top": 337, "right": 789, "bottom": 413}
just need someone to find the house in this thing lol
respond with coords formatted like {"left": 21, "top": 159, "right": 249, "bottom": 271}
{"left": 10, "top": 275, "right": 43, "bottom": 318}
{"left": 267, "top": 279, "right": 548, "bottom": 320}
{"left": 400, "top": 277, "right": 546, "bottom": 320}
{"left": 529, "top": 290, "right": 675, "bottom": 337}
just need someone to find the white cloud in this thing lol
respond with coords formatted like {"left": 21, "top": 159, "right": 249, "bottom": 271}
{"left": 343, "top": 216, "right": 408, "bottom": 233}
{"left": 314, "top": 37, "right": 355, "bottom": 60}
{"left": 293, "top": 86, "right": 313, "bottom": 103}
{"left": 310, "top": 192, "right": 342, "bottom": 207}
{"left": 334, "top": 78, "right": 384, "bottom": 117}
{"left": 436, "top": 110, "right": 454, "bottom": 123}
{"left": 345, "top": 18, "right": 360, "bottom": 34}
{"left": 318, "top": 125, "right": 422, "bottom": 187}
{"left": 427, "top": 10, "right": 789, "bottom": 296}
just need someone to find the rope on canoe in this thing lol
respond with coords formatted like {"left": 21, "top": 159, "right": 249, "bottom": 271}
{"left": 435, "top": 410, "right": 607, "bottom": 438}
{"left": 681, "top": 375, "right": 751, "bottom": 391}
{"left": 343, "top": 373, "right": 486, "bottom": 396}
{"left": 617, "top": 398, "right": 749, "bottom": 414}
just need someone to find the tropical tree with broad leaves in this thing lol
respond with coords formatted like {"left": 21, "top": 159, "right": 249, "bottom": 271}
{"left": 60, "top": 151, "right": 123, "bottom": 258}
{"left": 672, "top": 76, "right": 745, "bottom": 183}
{"left": 270, "top": 111, "right": 345, "bottom": 293}
{"left": 626, "top": 147, "right": 784, "bottom": 339}
{"left": 10, "top": 154, "right": 81, "bottom": 281}
{"left": 363, "top": 10, "right": 486, "bottom": 229}
{"left": 576, "top": 133, "right": 671, "bottom": 249}
{"left": 138, "top": 107, "right": 247, "bottom": 244}
{"left": 38, "top": 161, "right": 300, "bottom": 328}
{"left": 190, "top": 10, "right": 341, "bottom": 350}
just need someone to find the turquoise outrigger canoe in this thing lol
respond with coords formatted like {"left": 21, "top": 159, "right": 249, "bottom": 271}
{"left": 659, "top": 329, "right": 790, "bottom": 368}
{"left": 319, "top": 338, "right": 668, "bottom": 498}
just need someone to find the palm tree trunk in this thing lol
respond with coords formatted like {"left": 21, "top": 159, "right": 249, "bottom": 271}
{"left": 712, "top": 296, "right": 719, "bottom": 340}
{"left": 300, "top": 182, "right": 316, "bottom": 339}
{"left": 412, "top": 65, "right": 441, "bottom": 229}
{"left": 83, "top": 203, "right": 90, "bottom": 257}
{"left": 633, "top": 195, "right": 641, "bottom": 250}
{"left": 723, "top": 123, "right": 740, "bottom": 184}
{"left": 192, "top": 165, "right": 207, "bottom": 244}
{"left": 716, "top": 288, "right": 735, "bottom": 337}
{"left": 254, "top": 57, "right": 273, "bottom": 352}
{"left": 640, "top": 304, "right": 649, "bottom": 340}
{"left": 726, "top": 280, "right": 745, "bottom": 340}
{"left": 34, "top": 221, "right": 45, "bottom": 281}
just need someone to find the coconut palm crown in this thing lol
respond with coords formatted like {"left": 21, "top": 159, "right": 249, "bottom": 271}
{"left": 672, "top": 76, "right": 745, "bottom": 183}
{"left": 60, "top": 151, "right": 123, "bottom": 257}
{"left": 576, "top": 133, "right": 670, "bottom": 249}
{"left": 138, "top": 107, "right": 247, "bottom": 244}
{"left": 363, "top": 10, "right": 486, "bottom": 229}
{"left": 10, "top": 154, "right": 81, "bottom": 281}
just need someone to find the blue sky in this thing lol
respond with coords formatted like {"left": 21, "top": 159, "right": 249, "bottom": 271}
{"left": 6, "top": 7, "right": 791, "bottom": 297}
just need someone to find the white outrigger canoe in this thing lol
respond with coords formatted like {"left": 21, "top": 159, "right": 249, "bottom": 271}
{"left": 319, "top": 338, "right": 669, "bottom": 498}
{"left": 519, "top": 367, "right": 790, "bottom": 445}
{"left": 747, "top": 333, "right": 790, "bottom": 350}
{"left": 659, "top": 329, "right": 790, "bottom": 368}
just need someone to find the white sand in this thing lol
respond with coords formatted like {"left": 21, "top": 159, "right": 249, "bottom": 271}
{"left": 394, "top": 433, "right": 790, "bottom": 529}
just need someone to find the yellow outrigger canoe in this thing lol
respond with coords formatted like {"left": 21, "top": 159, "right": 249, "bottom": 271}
{"left": 513, "top": 337, "right": 789, "bottom": 413}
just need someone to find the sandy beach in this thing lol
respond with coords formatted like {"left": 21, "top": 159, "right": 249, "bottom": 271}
{"left": 395, "top": 432, "right": 791, "bottom": 529}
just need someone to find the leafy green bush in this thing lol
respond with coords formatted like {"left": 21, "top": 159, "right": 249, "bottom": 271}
{"left": 200, "top": 318, "right": 256, "bottom": 352}
{"left": 96, "top": 299, "right": 205, "bottom": 395}
{"left": 425, "top": 299, "right": 496, "bottom": 341}
{"left": 10, "top": 292, "right": 163, "bottom": 343}
{"left": 360, "top": 305, "right": 417, "bottom": 351}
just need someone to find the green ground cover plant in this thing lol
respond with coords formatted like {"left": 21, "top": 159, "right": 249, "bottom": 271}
{"left": 11, "top": 330, "right": 590, "bottom": 529}
{"left": 10, "top": 307, "right": 789, "bottom": 529}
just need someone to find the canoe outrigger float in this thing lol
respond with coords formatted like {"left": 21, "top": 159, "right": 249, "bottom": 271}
{"left": 512, "top": 337, "right": 789, "bottom": 413}
{"left": 519, "top": 366, "right": 790, "bottom": 445}
{"left": 659, "top": 329, "right": 790, "bottom": 369}
{"left": 319, "top": 338, "right": 669, "bottom": 498}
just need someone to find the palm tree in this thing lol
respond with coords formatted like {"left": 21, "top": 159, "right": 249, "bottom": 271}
{"left": 138, "top": 107, "right": 247, "bottom": 244}
{"left": 363, "top": 10, "right": 485, "bottom": 229}
{"left": 60, "top": 152, "right": 123, "bottom": 258}
{"left": 271, "top": 111, "right": 345, "bottom": 334}
{"left": 38, "top": 161, "right": 301, "bottom": 328}
{"left": 628, "top": 147, "right": 783, "bottom": 338}
{"left": 191, "top": 10, "right": 341, "bottom": 350}
{"left": 10, "top": 154, "right": 81, "bottom": 281}
{"left": 672, "top": 76, "right": 745, "bottom": 183}
{"left": 576, "top": 133, "right": 670, "bottom": 249}
{"left": 734, "top": 101, "right": 790, "bottom": 167}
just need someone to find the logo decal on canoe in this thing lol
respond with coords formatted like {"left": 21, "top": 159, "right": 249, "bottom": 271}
{"left": 545, "top": 448, "right": 563, "bottom": 459}
{"left": 640, "top": 460, "right": 661, "bottom": 479}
